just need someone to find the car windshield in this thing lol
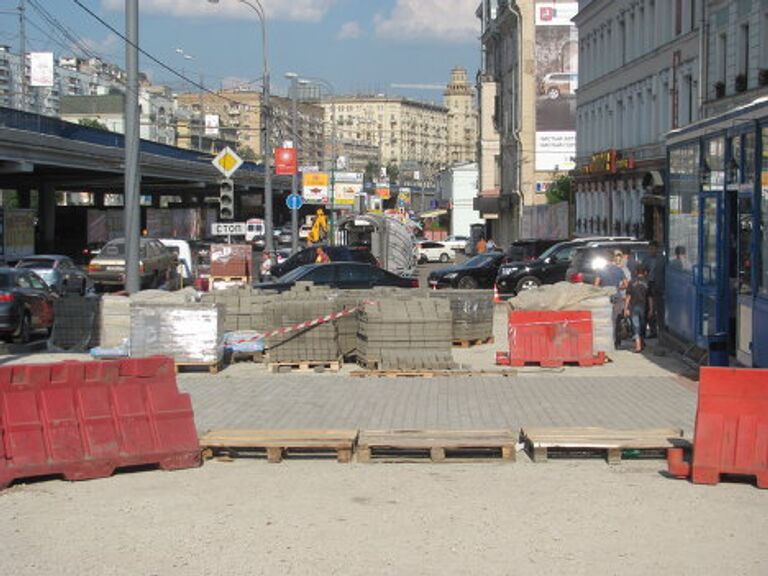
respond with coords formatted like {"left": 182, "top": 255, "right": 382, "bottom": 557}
{"left": 462, "top": 254, "right": 497, "bottom": 267}
{"left": 537, "top": 242, "right": 568, "bottom": 261}
{"left": 275, "top": 264, "right": 317, "bottom": 283}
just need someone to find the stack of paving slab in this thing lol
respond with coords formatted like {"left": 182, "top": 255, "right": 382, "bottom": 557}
{"left": 425, "top": 289, "right": 494, "bottom": 342}
{"left": 264, "top": 283, "right": 341, "bottom": 363}
{"left": 130, "top": 301, "right": 225, "bottom": 364}
{"left": 357, "top": 297, "right": 454, "bottom": 370}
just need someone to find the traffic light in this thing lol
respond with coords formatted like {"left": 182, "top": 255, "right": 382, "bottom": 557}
{"left": 219, "top": 178, "right": 234, "bottom": 220}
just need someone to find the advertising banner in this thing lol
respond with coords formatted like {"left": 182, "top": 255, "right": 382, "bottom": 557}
{"left": 29, "top": 52, "right": 54, "bottom": 87}
{"left": 302, "top": 172, "right": 330, "bottom": 205}
{"left": 204, "top": 114, "right": 220, "bottom": 136}
{"left": 275, "top": 147, "right": 298, "bottom": 175}
{"left": 375, "top": 180, "right": 391, "bottom": 200}
{"left": 535, "top": 1, "right": 578, "bottom": 171}
{"left": 332, "top": 172, "right": 363, "bottom": 206}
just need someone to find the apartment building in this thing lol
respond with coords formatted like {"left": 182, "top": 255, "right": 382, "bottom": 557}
{"left": 476, "top": 0, "right": 578, "bottom": 245}
{"left": 573, "top": 0, "right": 701, "bottom": 242}
{"left": 320, "top": 95, "right": 448, "bottom": 181}
{"left": 175, "top": 89, "right": 324, "bottom": 167}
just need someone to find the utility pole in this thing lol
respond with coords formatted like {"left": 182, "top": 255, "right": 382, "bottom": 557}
{"left": 18, "top": 0, "right": 26, "bottom": 111}
{"left": 124, "top": 0, "right": 140, "bottom": 294}
{"left": 286, "top": 72, "right": 299, "bottom": 254}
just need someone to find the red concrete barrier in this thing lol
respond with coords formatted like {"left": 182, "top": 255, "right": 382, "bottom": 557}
{"left": 496, "top": 310, "right": 605, "bottom": 367}
{"left": 667, "top": 367, "right": 768, "bottom": 488}
{"left": 0, "top": 356, "right": 200, "bottom": 489}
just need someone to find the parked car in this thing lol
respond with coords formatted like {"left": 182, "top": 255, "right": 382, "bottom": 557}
{"left": 540, "top": 72, "right": 578, "bottom": 99}
{"left": 417, "top": 241, "right": 455, "bottom": 264}
{"left": 495, "top": 237, "right": 635, "bottom": 296}
{"left": 277, "top": 229, "right": 293, "bottom": 245}
{"left": 77, "top": 241, "right": 104, "bottom": 265}
{"left": 566, "top": 241, "right": 651, "bottom": 285}
{"left": 16, "top": 255, "right": 91, "bottom": 295}
{"left": 442, "top": 235, "right": 469, "bottom": 252}
{"left": 266, "top": 245, "right": 378, "bottom": 279}
{"left": 255, "top": 262, "right": 418, "bottom": 293}
{"left": 88, "top": 237, "right": 178, "bottom": 291}
{"left": 0, "top": 267, "right": 56, "bottom": 343}
{"left": 505, "top": 239, "right": 565, "bottom": 263}
{"left": 427, "top": 252, "right": 506, "bottom": 289}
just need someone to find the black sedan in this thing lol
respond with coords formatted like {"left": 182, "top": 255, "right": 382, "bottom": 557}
{"left": 254, "top": 262, "right": 418, "bottom": 293}
{"left": 427, "top": 252, "right": 506, "bottom": 289}
{"left": 0, "top": 268, "right": 57, "bottom": 343}
{"left": 16, "top": 255, "right": 92, "bottom": 295}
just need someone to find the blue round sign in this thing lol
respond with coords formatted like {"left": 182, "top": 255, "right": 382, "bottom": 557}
{"left": 286, "top": 193, "right": 303, "bottom": 210}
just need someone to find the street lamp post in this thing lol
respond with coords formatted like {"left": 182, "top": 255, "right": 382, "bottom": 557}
{"left": 208, "top": 0, "right": 273, "bottom": 255}
{"left": 300, "top": 78, "right": 336, "bottom": 244}
{"left": 285, "top": 72, "right": 299, "bottom": 254}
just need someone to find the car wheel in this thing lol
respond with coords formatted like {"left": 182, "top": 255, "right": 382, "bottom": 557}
{"left": 15, "top": 312, "right": 31, "bottom": 344}
{"left": 457, "top": 276, "right": 478, "bottom": 289}
{"left": 439, "top": 253, "right": 450, "bottom": 263}
{"left": 418, "top": 255, "right": 428, "bottom": 264}
{"left": 547, "top": 87, "right": 560, "bottom": 99}
{"left": 515, "top": 275, "right": 541, "bottom": 293}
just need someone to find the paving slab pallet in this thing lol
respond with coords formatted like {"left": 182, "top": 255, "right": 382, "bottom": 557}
{"left": 452, "top": 336, "right": 495, "bottom": 348}
{"left": 199, "top": 429, "right": 358, "bottom": 463}
{"left": 357, "top": 429, "right": 517, "bottom": 463}
{"left": 210, "top": 275, "right": 250, "bottom": 283}
{"left": 267, "top": 359, "right": 341, "bottom": 373}
{"left": 521, "top": 427, "right": 685, "bottom": 464}
{"left": 229, "top": 351, "right": 264, "bottom": 364}
{"left": 349, "top": 369, "right": 517, "bottom": 378}
{"left": 175, "top": 361, "right": 221, "bottom": 374}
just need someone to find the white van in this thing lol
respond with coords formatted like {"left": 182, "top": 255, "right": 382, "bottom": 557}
{"left": 158, "top": 239, "right": 194, "bottom": 286}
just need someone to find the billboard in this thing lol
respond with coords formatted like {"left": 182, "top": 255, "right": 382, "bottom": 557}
{"left": 535, "top": 2, "right": 578, "bottom": 171}
{"left": 302, "top": 172, "right": 329, "bottom": 205}
{"left": 29, "top": 52, "right": 54, "bottom": 87}
{"left": 333, "top": 172, "right": 363, "bottom": 206}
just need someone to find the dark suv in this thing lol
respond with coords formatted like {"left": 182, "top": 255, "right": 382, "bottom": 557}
{"left": 506, "top": 239, "right": 565, "bottom": 262}
{"left": 267, "top": 245, "right": 377, "bottom": 279}
{"left": 566, "top": 241, "right": 651, "bottom": 285}
{"left": 495, "top": 237, "right": 634, "bottom": 296}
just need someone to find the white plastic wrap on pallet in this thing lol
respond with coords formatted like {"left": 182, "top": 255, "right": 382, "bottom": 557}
{"left": 130, "top": 302, "right": 224, "bottom": 363}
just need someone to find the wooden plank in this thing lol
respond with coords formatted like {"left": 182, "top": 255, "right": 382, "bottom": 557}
{"left": 175, "top": 361, "right": 220, "bottom": 374}
{"left": 267, "top": 360, "right": 341, "bottom": 374}
{"left": 200, "top": 428, "right": 358, "bottom": 449}
{"left": 349, "top": 369, "right": 517, "bottom": 378}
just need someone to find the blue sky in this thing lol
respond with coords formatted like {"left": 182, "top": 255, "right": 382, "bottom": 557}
{"left": 7, "top": 0, "right": 481, "bottom": 103}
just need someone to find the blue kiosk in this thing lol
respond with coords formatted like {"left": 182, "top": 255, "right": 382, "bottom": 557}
{"left": 666, "top": 97, "right": 768, "bottom": 368}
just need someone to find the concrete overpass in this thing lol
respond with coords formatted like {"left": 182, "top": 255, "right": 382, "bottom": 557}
{"left": 0, "top": 106, "right": 290, "bottom": 251}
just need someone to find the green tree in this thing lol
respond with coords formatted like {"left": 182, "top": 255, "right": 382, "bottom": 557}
{"left": 237, "top": 146, "right": 257, "bottom": 161}
{"left": 364, "top": 161, "right": 381, "bottom": 182}
{"left": 385, "top": 162, "right": 399, "bottom": 184}
{"left": 546, "top": 174, "right": 571, "bottom": 205}
{"left": 78, "top": 118, "right": 109, "bottom": 131}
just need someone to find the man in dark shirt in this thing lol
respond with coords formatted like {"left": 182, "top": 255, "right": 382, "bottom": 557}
{"left": 625, "top": 265, "right": 650, "bottom": 352}
{"left": 643, "top": 241, "right": 665, "bottom": 337}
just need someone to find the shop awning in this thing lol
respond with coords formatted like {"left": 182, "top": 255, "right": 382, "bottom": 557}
{"left": 419, "top": 209, "right": 448, "bottom": 218}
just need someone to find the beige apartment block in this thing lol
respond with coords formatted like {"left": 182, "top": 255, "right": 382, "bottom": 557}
{"left": 445, "top": 67, "right": 479, "bottom": 165}
{"left": 321, "top": 96, "right": 448, "bottom": 179}
{"left": 175, "top": 90, "right": 324, "bottom": 167}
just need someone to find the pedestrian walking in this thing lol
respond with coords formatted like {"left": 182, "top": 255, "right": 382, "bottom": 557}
{"left": 486, "top": 238, "right": 496, "bottom": 252}
{"left": 625, "top": 264, "right": 650, "bottom": 353}
{"left": 595, "top": 249, "right": 630, "bottom": 349}
{"left": 643, "top": 240, "right": 665, "bottom": 337}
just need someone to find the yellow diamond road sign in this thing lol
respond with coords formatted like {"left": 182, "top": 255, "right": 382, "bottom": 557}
{"left": 212, "top": 146, "right": 244, "bottom": 178}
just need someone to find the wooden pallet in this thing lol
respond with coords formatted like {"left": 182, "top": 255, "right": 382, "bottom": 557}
{"left": 349, "top": 369, "right": 517, "bottom": 379}
{"left": 452, "top": 336, "right": 495, "bottom": 348}
{"left": 210, "top": 275, "right": 250, "bottom": 282}
{"left": 230, "top": 351, "right": 264, "bottom": 364}
{"left": 520, "top": 427, "right": 685, "bottom": 464}
{"left": 498, "top": 351, "right": 607, "bottom": 368}
{"left": 267, "top": 360, "right": 341, "bottom": 373}
{"left": 199, "top": 429, "right": 358, "bottom": 463}
{"left": 357, "top": 429, "right": 517, "bottom": 463}
{"left": 175, "top": 361, "right": 220, "bottom": 374}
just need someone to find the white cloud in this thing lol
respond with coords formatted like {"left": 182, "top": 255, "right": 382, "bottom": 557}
{"left": 374, "top": 0, "right": 480, "bottom": 43}
{"left": 337, "top": 21, "right": 361, "bottom": 41}
{"left": 101, "top": 0, "right": 336, "bottom": 23}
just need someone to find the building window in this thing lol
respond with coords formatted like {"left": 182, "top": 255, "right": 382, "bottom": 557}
{"left": 675, "top": 0, "right": 683, "bottom": 36}
{"left": 738, "top": 23, "right": 750, "bottom": 76}
{"left": 717, "top": 33, "right": 727, "bottom": 86}
{"left": 668, "top": 143, "right": 699, "bottom": 272}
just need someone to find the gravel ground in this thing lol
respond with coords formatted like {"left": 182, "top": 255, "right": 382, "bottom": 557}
{"left": 1, "top": 458, "right": 766, "bottom": 576}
